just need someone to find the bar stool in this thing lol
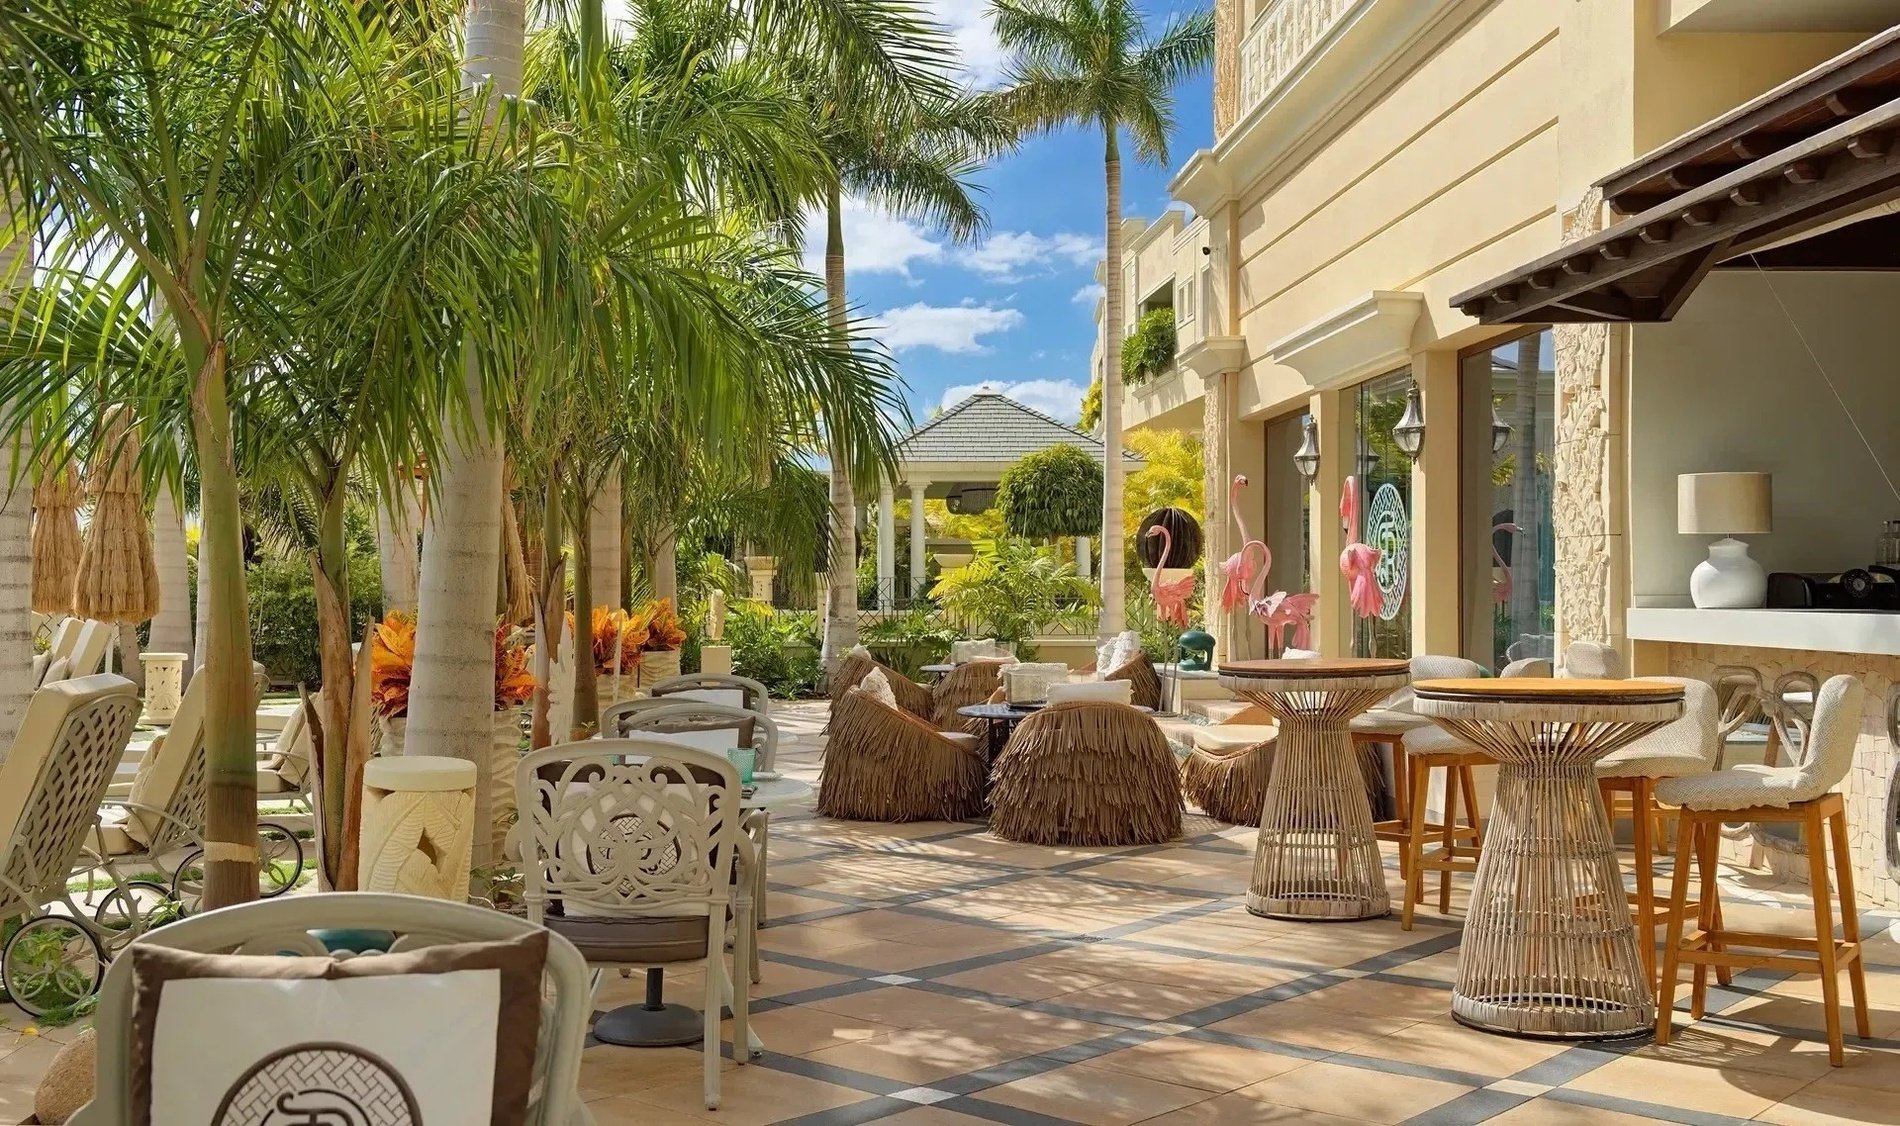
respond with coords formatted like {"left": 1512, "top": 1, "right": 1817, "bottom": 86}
{"left": 1361, "top": 656, "right": 1484, "bottom": 882}
{"left": 1655, "top": 674, "right": 1871, "bottom": 1066}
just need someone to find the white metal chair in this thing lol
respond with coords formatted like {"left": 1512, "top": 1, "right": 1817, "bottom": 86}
{"left": 517, "top": 740, "right": 753, "bottom": 1110}
{"left": 1561, "top": 640, "right": 1627, "bottom": 679}
{"left": 70, "top": 892, "right": 595, "bottom": 1126}
{"left": 0, "top": 674, "right": 142, "bottom": 1015}
{"left": 254, "top": 698, "right": 314, "bottom": 815}
{"left": 648, "top": 671, "right": 770, "bottom": 715}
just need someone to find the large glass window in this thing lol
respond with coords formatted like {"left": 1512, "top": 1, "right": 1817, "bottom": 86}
{"left": 1262, "top": 411, "right": 1312, "bottom": 599}
{"left": 1352, "top": 370, "right": 1414, "bottom": 659}
{"left": 1461, "top": 331, "right": 1556, "bottom": 668}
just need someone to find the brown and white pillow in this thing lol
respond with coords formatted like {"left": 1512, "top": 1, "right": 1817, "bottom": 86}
{"left": 129, "top": 930, "right": 548, "bottom": 1126}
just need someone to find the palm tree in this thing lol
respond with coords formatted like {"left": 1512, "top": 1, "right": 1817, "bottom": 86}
{"left": 989, "top": 0, "right": 1213, "bottom": 637}
{"left": 0, "top": 197, "right": 32, "bottom": 751}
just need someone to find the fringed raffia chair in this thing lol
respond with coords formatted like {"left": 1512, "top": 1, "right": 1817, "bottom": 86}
{"left": 990, "top": 698, "right": 1182, "bottom": 846}
{"left": 1181, "top": 724, "right": 1274, "bottom": 826}
{"left": 1103, "top": 649, "right": 1164, "bottom": 711}
{"left": 931, "top": 657, "right": 1014, "bottom": 731}
{"left": 830, "top": 650, "right": 934, "bottom": 720}
{"left": 818, "top": 688, "right": 986, "bottom": 822}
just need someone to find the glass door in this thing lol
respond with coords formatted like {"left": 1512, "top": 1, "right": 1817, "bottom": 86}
{"left": 1461, "top": 331, "right": 1556, "bottom": 669}
{"left": 1352, "top": 369, "right": 1414, "bottom": 659}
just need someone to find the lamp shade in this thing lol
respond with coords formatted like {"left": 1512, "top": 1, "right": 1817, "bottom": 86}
{"left": 1677, "top": 472, "right": 1771, "bottom": 536}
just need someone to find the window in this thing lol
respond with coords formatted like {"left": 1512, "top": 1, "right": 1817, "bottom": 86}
{"left": 1461, "top": 331, "right": 1556, "bottom": 669}
{"left": 1351, "top": 370, "right": 1414, "bottom": 659}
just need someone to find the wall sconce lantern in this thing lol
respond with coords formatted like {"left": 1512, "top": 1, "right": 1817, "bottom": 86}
{"left": 1392, "top": 383, "right": 1425, "bottom": 462}
{"left": 1490, "top": 403, "right": 1513, "bottom": 455}
{"left": 1293, "top": 414, "right": 1321, "bottom": 482}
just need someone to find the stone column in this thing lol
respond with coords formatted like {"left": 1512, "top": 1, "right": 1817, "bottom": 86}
{"left": 1311, "top": 389, "right": 1355, "bottom": 657}
{"left": 876, "top": 481, "right": 895, "bottom": 612}
{"left": 1204, "top": 371, "right": 1233, "bottom": 664}
{"left": 1409, "top": 351, "right": 1462, "bottom": 657}
{"left": 357, "top": 756, "right": 476, "bottom": 901}
{"left": 908, "top": 481, "right": 928, "bottom": 597}
{"left": 744, "top": 555, "right": 777, "bottom": 603}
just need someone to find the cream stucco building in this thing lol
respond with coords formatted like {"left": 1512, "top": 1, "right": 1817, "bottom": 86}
{"left": 1106, "top": 0, "right": 1900, "bottom": 904}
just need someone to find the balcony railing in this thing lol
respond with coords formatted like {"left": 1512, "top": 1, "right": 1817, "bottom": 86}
{"left": 1237, "top": 0, "right": 1357, "bottom": 120}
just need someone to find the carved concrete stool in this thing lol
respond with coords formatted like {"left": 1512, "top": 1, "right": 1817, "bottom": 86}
{"left": 1218, "top": 658, "right": 1410, "bottom": 921}
{"left": 1414, "top": 677, "right": 1683, "bottom": 1039}
{"left": 358, "top": 756, "right": 477, "bottom": 900}
{"left": 139, "top": 652, "right": 187, "bottom": 724}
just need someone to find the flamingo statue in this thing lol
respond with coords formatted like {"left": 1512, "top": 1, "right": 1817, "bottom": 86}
{"left": 1218, "top": 475, "right": 1267, "bottom": 614}
{"left": 1339, "top": 476, "right": 1383, "bottom": 618}
{"left": 1245, "top": 548, "right": 1317, "bottom": 655}
{"left": 1145, "top": 525, "right": 1195, "bottom": 629}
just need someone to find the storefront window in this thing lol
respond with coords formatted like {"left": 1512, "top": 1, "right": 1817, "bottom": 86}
{"left": 1262, "top": 411, "right": 1311, "bottom": 601}
{"left": 1352, "top": 370, "right": 1414, "bottom": 659}
{"left": 1461, "top": 331, "right": 1556, "bottom": 668}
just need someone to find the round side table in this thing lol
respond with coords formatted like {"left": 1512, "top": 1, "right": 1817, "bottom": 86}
{"left": 1413, "top": 677, "right": 1684, "bottom": 1040}
{"left": 1218, "top": 658, "right": 1411, "bottom": 921}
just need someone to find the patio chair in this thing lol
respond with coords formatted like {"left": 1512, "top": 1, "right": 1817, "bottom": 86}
{"left": 601, "top": 694, "right": 710, "bottom": 736}
{"left": 40, "top": 620, "right": 109, "bottom": 687}
{"left": 92, "top": 673, "right": 303, "bottom": 913}
{"left": 1103, "top": 649, "right": 1164, "bottom": 711}
{"left": 648, "top": 671, "right": 770, "bottom": 715}
{"left": 819, "top": 686, "right": 986, "bottom": 823}
{"left": 830, "top": 649, "right": 934, "bottom": 720}
{"left": 1562, "top": 640, "right": 1627, "bottom": 679}
{"left": 990, "top": 699, "right": 1182, "bottom": 846}
{"left": 0, "top": 674, "right": 141, "bottom": 1017}
{"left": 254, "top": 697, "right": 313, "bottom": 815}
{"left": 517, "top": 740, "right": 751, "bottom": 1110}
{"left": 1181, "top": 722, "right": 1276, "bottom": 826}
{"left": 69, "top": 892, "right": 594, "bottom": 1126}
{"left": 932, "top": 656, "right": 1014, "bottom": 732}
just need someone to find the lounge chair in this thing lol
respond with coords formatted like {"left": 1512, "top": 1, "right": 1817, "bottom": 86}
{"left": 932, "top": 656, "right": 1013, "bottom": 731}
{"left": 1103, "top": 649, "right": 1164, "bottom": 710}
{"left": 990, "top": 696, "right": 1183, "bottom": 846}
{"left": 819, "top": 687, "right": 985, "bottom": 822}
{"left": 830, "top": 650, "right": 934, "bottom": 720}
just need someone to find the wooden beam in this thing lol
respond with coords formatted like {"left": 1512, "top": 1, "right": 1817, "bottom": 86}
{"left": 1657, "top": 238, "right": 1733, "bottom": 321}
{"left": 1729, "top": 182, "right": 1769, "bottom": 207}
{"left": 1552, "top": 290, "right": 1638, "bottom": 320}
{"left": 1680, "top": 203, "right": 1719, "bottom": 227}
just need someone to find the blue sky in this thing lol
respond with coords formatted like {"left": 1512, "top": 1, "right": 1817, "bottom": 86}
{"left": 807, "top": 1, "right": 1214, "bottom": 428}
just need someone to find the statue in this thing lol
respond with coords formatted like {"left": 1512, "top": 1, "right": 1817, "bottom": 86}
{"left": 707, "top": 589, "right": 727, "bottom": 642}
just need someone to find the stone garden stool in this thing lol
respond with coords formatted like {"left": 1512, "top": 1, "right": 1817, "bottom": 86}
{"left": 1218, "top": 658, "right": 1410, "bottom": 921}
{"left": 357, "top": 756, "right": 477, "bottom": 900}
{"left": 1413, "top": 677, "right": 1683, "bottom": 1040}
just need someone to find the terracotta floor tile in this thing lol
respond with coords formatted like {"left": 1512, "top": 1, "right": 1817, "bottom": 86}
{"left": 1136, "top": 1091, "right": 1368, "bottom": 1125}
{"left": 580, "top": 1045, "right": 725, "bottom": 1099}
{"left": 1482, "top": 1101, "right": 1670, "bottom": 1125}
{"left": 1563, "top": 1053, "right": 1811, "bottom": 1118}
{"left": 934, "top": 959, "right": 1109, "bottom": 1001}
{"left": 1044, "top": 976, "right": 1248, "bottom": 1020}
{"left": 630, "top": 1064, "right": 864, "bottom": 1125}
{"left": 800, "top": 1026, "right": 1027, "bottom": 1083}
{"left": 980, "top": 1060, "right": 1212, "bottom": 1126}
{"left": 1300, "top": 977, "right": 1451, "bottom": 1021}
{"left": 873, "top": 1107, "right": 1001, "bottom": 1126}
{"left": 1084, "top": 1033, "right": 1310, "bottom": 1091}
{"left": 1758, "top": 1073, "right": 1900, "bottom": 1124}
{"left": 1205, "top": 997, "right": 1420, "bottom": 1052}
{"left": 800, "top": 985, "right": 1015, "bottom": 1029}
{"left": 583, "top": 1095, "right": 717, "bottom": 1126}
{"left": 1352, "top": 1016, "right": 1568, "bottom": 1078}
{"left": 951, "top": 1007, "right": 1124, "bottom": 1056}
{"left": 1239, "top": 1060, "right": 1471, "bottom": 1124}
{"left": 742, "top": 1003, "right": 897, "bottom": 1054}
{"left": 1622, "top": 1021, "right": 1840, "bottom": 1082}
{"left": 749, "top": 962, "right": 851, "bottom": 999}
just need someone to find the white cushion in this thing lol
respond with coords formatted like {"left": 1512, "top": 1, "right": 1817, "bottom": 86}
{"left": 1283, "top": 648, "right": 1320, "bottom": 660}
{"left": 858, "top": 669, "right": 898, "bottom": 710}
{"left": 1657, "top": 675, "right": 1867, "bottom": 811}
{"left": 1192, "top": 725, "right": 1276, "bottom": 752}
{"left": 1350, "top": 709, "right": 1435, "bottom": 736}
{"left": 951, "top": 639, "right": 999, "bottom": 664}
{"left": 1047, "top": 680, "right": 1133, "bottom": 706}
{"left": 666, "top": 687, "right": 745, "bottom": 709}
{"left": 1596, "top": 677, "right": 1718, "bottom": 780}
{"left": 1093, "top": 638, "right": 1117, "bottom": 678}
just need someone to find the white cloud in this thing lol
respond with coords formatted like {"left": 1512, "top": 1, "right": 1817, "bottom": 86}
{"left": 929, "top": 0, "right": 1009, "bottom": 88}
{"left": 869, "top": 302, "right": 1023, "bottom": 353}
{"left": 1071, "top": 282, "right": 1105, "bottom": 307}
{"left": 940, "top": 379, "right": 1090, "bottom": 424}
{"left": 802, "top": 198, "right": 945, "bottom": 279}
{"left": 957, "top": 230, "right": 1104, "bottom": 282}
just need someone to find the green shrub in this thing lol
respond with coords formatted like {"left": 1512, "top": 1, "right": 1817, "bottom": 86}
{"left": 1120, "top": 307, "right": 1177, "bottom": 385}
{"left": 996, "top": 445, "right": 1102, "bottom": 539}
{"left": 247, "top": 553, "right": 383, "bottom": 687}
{"left": 860, "top": 609, "right": 959, "bottom": 678}
{"left": 725, "top": 603, "right": 821, "bottom": 698}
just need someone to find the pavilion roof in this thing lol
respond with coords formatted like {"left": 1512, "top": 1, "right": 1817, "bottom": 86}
{"left": 898, "top": 391, "right": 1141, "bottom": 468}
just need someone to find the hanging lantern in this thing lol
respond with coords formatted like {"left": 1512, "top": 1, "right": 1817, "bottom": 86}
{"left": 1491, "top": 403, "right": 1514, "bottom": 455}
{"left": 1392, "top": 383, "right": 1425, "bottom": 462}
{"left": 1293, "top": 415, "right": 1320, "bottom": 482}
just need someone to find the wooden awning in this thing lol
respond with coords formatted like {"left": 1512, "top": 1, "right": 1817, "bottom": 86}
{"left": 1452, "top": 30, "right": 1900, "bottom": 325}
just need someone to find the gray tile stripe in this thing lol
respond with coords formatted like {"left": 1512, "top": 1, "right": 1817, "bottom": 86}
{"left": 769, "top": 1097, "right": 931, "bottom": 1126}
{"left": 1542, "top": 1086, "right": 1756, "bottom": 1126}
{"left": 938, "top": 1094, "right": 1084, "bottom": 1126}
{"left": 1398, "top": 1088, "right": 1532, "bottom": 1126}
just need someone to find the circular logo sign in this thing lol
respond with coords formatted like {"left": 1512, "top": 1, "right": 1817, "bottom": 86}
{"left": 1366, "top": 483, "right": 1410, "bottom": 622}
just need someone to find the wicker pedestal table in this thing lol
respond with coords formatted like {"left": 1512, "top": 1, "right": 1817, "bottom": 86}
{"left": 1217, "top": 658, "right": 1411, "bottom": 921}
{"left": 1412, "top": 678, "right": 1684, "bottom": 1040}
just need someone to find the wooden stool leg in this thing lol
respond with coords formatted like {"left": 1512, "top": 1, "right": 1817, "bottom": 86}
{"left": 1392, "top": 745, "right": 1411, "bottom": 882}
{"left": 1631, "top": 779, "right": 1656, "bottom": 987}
{"left": 1403, "top": 755, "right": 1429, "bottom": 931}
{"left": 1692, "top": 819, "right": 1720, "bottom": 1020}
{"left": 1438, "top": 764, "right": 1458, "bottom": 914}
{"left": 1807, "top": 805, "right": 1845, "bottom": 1066}
{"left": 1458, "top": 764, "right": 1482, "bottom": 842}
{"left": 1711, "top": 889, "right": 1731, "bottom": 987}
{"left": 1656, "top": 814, "right": 1697, "bottom": 1045}
{"left": 1828, "top": 808, "right": 1871, "bottom": 1040}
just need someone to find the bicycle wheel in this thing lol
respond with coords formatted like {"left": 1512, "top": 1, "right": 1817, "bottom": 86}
{"left": 2, "top": 916, "right": 104, "bottom": 1018}
{"left": 92, "top": 880, "right": 180, "bottom": 951}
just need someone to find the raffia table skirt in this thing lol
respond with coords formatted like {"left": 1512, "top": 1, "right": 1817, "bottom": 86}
{"left": 1413, "top": 677, "right": 1684, "bottom": 1040}
{"left": 357, "top": 756, "right": 476, "bottom": 900}
{"left": 1218, "top": 658, "right": 1411, "bottom": 922}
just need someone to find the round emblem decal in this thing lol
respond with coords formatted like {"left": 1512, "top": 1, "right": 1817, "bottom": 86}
{"left": 1366, "top": 483, "right": 1409, "bottom": 622}
{"left": 213, "top": 1042, "right": 421, "bottom": 1126}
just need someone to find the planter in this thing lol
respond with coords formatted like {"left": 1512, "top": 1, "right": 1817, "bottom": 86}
{"left": 375, "top": 715, "right": 406, "bottom": 757}
{"left": 635, "top": 649, "right": 682, "bottom": 689}
{"left": 492, "top": 707, "right": 521, "bottom": 860}
{"left": 139, "top": 652, "right": 186, "bottom": 724}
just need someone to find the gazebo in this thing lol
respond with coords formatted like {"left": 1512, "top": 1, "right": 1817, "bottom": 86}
{"left": 871, "top": 391, "right": 1142, "bottom": 610}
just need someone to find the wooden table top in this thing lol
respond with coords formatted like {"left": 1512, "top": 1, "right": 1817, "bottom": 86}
{"left": 1414, "top": 677, "right": 1684, "bottom": 703}
{"left": 1219, "top": 657, "right": 1411, "bottom": 679}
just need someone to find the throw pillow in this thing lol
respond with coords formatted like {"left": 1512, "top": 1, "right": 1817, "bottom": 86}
{"left": 130, "top": 930, "right": 548, "bottom": 1126}
{"left": 1093, "top": 638, "right": 1117, "bottom": 678}
{"left": 858, "top": 668, "right": 899, "bottom": 710}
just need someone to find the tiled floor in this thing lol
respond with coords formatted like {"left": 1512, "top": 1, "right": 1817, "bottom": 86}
{"left": 5, "top": 700, "right": 1900, "bottom": 1124}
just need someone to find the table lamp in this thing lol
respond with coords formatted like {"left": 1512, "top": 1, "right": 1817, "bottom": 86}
{"left": 1678, "top": 472, "right": 1771, "bottom": 608}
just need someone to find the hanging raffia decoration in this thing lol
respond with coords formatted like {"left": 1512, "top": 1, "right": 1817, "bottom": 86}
{"left": 30, "top": 452, "right": 84, "bottom": 615}
{"left": 72, "top": 409, "right": 161, "bottom": 623}
{"left": 499, "top": 461, "right": 534, "bottom": 624}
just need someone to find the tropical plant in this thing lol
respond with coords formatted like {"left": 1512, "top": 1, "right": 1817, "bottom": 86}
{"left": 1120, "top": 307, "right": 1176, "bottom": 384}
{"left": 989, "top": 0, "right": 1215, "bottom": 638}
{"left": 1079, "top": 378, "right": 1103, "bottom": 432}
{"left": 725, "top": 602, "right": 822, "bottom": 697}
{"left": 247, "top": 553, "right": 383, "bottom": 688}
{"left": 370, "top": 612, "right": 534, "bottom": 719}
{"left": 930, "top": 539, "right": 1099, "bottom": 647}
{"left": 1123, "top": 428, "right": 1205, "bottom": 535}
{"left": 996, "top": 445, "right": 1103, "bottom": 539}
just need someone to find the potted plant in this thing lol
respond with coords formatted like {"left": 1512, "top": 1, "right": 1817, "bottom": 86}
{"left": 370, "top": 611, "right": 536, "bottom": 767}
{"left": 630, "top": 597, "right": 687, "bottom": 687}
{"left": 586, "top": 606, "right": 647, "bottom": 707}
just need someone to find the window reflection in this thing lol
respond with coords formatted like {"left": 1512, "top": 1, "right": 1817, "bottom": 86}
{"left": 1462, "top": 331, "right": 1556, "bottom": 668}
{"left": 1352, "top": 370, "right": 1414, "bottom": 659}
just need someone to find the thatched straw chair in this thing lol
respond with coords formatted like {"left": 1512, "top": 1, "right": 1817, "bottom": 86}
{"left": 1104, "top": 649, "right": 1164, "bottom": 710}
{"left": 818, "top": 688, "right": 986, "bottom": 822}
{"left": 931, "top": 657, "right": 1013, "bottom": 731}
{"left": 990, "top": 700, "right": 1182, "bottom": 846}
{"left": 831, "top": 650, "right": 933, "bottom": 719}
{"left": 1181, "top": 724, "right": 1276, "bottom": 826}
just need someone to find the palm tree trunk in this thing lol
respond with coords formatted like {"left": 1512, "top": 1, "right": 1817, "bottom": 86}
{"left": 1100, "top": 125, "right": 1127, "bottom": 637}
{"left": 820, "top": 185, "right": 858, "bottom": 677}
{"left": 150, "top": 478, "right": 192, "bottom": 662}
{"left": 569, "top": 481, "right": 599, "bottom": 738}
{"left": 648, "top": 523, "right": 678, "bottom": 603}
{"left": 0, "top": 214, "right": 35, "bottom": 752}
{"left": 376, "top": 470, "right": 420, "bottom": 615}
{"left": 530, "top": 472, "right": 564, "bottom": 750}
{"left": 587, "top": 469, "right": 621, "bottom": 610}
{"left": 309, "top": 478, "right": 364, "bottom": 889}
{"left": 404, "top": 0, "right": 526, "bottom": 871}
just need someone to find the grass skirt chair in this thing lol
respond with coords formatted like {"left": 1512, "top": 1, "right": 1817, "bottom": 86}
{"left": 1104, "top": 650, "right": 1164, "bottom": 710}
{"left": 990, "top": 700, "right": 1182, "bottom": 846}
{"left": 831, "top": 651, "right": 934, "bottom": 720}
{"left": 932, "top": 657, "right": 1013, "bottom": 731}
{"left": 1181, "top": 726, "right": 1275, "bottom": 826}
{"left": 819, "top": 689, "right": 987, "bottom": 822}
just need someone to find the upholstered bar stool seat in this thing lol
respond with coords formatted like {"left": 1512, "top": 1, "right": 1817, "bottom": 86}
{"left": 1655, "top": 675, "right": 1872, "bottom": 1066}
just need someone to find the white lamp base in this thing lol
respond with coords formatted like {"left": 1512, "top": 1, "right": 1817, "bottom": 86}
{"left": 1690, "top": 538, "right": 1766, "bottom": 609}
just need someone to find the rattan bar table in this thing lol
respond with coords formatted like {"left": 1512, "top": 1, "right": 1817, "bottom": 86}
{"left": 1412, "top": 677, "right": 1684, "bottom": 1040}
{"left": 1217, "top": 658, "right": 1411, "bottom": 921}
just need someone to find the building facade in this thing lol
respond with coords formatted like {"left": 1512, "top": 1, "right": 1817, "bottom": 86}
{"left": 1106, "top": 0, "right": 1900, "bottom": 903}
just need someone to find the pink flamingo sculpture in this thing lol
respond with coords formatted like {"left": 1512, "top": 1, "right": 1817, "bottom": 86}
{"left": 1145, "top": 525, "right": 1195, "bottom": 629}
{"left": 1490, "top": 521, "right": 1522, "bottom": 605}
{"left": 1218, "top": 475, "right": 1267, "bottom": 614}
{"left": 1245, "top": 550, "right": 1317, "bottom": 655}
{"left": 1339, "top": 476, "right": 1383, "bottom": 618}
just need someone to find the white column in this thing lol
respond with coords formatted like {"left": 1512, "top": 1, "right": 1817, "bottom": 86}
{"left": 908, "top": 481, "right": 928, "bottom": 596}
{"left": 1076, "top": 536, "right": 1092, "bottom": 581}
{"left": 876, "top": 481, "right": 895, "bottom": 612}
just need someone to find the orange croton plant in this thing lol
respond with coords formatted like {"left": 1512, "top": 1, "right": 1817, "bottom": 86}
{"left": 586, "top": 607, "right": 646, "bottom": 675}
{"left": 369, "top": 610, "right": 536, "bottom": 719}
{"left": 629, "top": 598, "right": 686, "bottom": 652}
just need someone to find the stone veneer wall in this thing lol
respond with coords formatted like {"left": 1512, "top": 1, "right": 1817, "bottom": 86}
{"left": 1663, "top": 641, "right": 1900, "bottom": 910}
